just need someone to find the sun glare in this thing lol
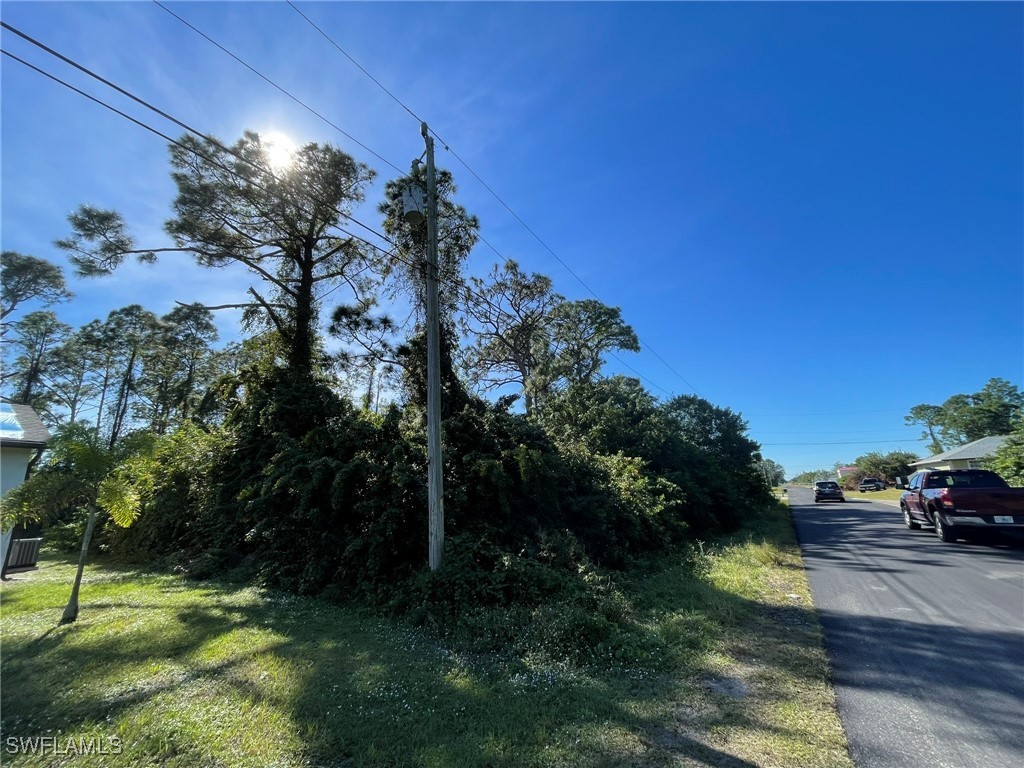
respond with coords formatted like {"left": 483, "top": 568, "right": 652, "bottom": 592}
{"left": 262, "top": 131, "right": 296, "bottom": 171}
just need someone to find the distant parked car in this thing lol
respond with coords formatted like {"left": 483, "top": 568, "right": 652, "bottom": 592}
{"left": 858, "top": 477, "right": 886, "bottom": 492}
{"left": 814, "top": 481, "right": 846, "bottom": 503}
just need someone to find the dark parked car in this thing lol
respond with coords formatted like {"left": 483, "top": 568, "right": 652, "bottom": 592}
{"left": 858, "top": 477, "right": 886, "bottom": 492}
{"left": 814, "top": 481, "right": 846, "bottom": 503}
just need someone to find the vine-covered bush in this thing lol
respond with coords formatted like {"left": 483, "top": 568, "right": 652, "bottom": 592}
{"left": 93, "top": 363, "right": 769, "bottom": 667}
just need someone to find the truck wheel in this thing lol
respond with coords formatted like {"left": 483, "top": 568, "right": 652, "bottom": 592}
{"left": 902, "top": 505, "right": 920, "bottom": 530}
{"left": 933, "top": 511, "right": 957, "bottom": 543}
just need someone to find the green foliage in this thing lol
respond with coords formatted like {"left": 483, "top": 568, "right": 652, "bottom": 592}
{"left": 417, "top": 530, "right": 668, "bottom": 666}
{"left": 3, "top": 310, "right": 70, "bottom": 412}
{"left": 850, "top": 450, "right": 919, "bottom": 484}
{"left": 96, "top": 476, "right": 141, "bottom": 528}
{"left": 39, "top": 520, "right": 85, "bottom": 553}
{"left": 460, "top": 259, "right": 560, "bottom": 414}
{"left": 984, "top": 420, "right": 1024, "bottom": 485}
{"left": 55, "top": 206, "right": 155, "bottom": 276}
{"left": 758, "top": 458, "right": 786, "bottom": 486}
{"left": 41, "top": 139, "right": 772, "bottom": 653}
{"left": 378, "top": 166, "right": 479, "bottom": 322}
{"left": 124, "top": 362, "right": 770, "bottom": 629}
{"left": 905, "top": 403, "right": 946, "bottom": 454}
{"left": 103, "top": 422, "right": 226, "bottom": 559}
{"left": 789, "top": 469, "right": 835, "bottom": 484}
{"left": 538, "top": 378, "right": 768, "bottom": 537}
{"left": 546, "top": 299, "right": 640, "bottom": 386}
{"left": 57, "top": 132, "right": 377, "bottom": 376}
{"left": 907, "top": 378, "right": 1024, "bottom": 448}
{"left": 0, "top": 250, "right": 72, "bottom": 326}
{"left": 2, "top": 423, "right": 150, "bottom": 530}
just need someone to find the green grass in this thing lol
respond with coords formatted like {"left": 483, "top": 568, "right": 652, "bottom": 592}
{"left": 1, "top": 505, "right": 852, "bottom": 768}
{"left": 847, "top": 488, "right": 903, "bottom": 501}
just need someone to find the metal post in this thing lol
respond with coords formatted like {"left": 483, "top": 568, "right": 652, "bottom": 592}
{"left": 422, "top": 122, "right": 444, "bottom": 571}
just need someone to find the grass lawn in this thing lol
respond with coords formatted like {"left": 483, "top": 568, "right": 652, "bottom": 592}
{"left": 847, "top": 488, "right": 903, "bottom": 502}
{"left": 1, "top": 504, "right": 852, "bottom": 768}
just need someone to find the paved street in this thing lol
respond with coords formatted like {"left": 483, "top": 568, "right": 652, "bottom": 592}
{"left": 790, "top": 487, "right": 1024, "bottom": 768}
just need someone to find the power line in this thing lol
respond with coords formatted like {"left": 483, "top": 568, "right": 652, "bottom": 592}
{"left": 754, "top": 430, "right": 927, "bottom": 436}
{"left": 0, "top": 21, "right": 396, "bottom": 252}
{"left": 285, "top": 0, "right": 424, "bottom": 125}
{"left": 149, "top": 0, "right": 405, "bottom": 175}
{"left": 760, "top": 438, "right": 928, "bottom": 446}
{"left": 283, "top": 1, "right": 701, "bottom": 398}
{"left": 0, "top": 39, "right": 500, "bottom": 342}
{"left": 125, "top": 3, "right": 672, "bottom": 399}
{"left": 0, "top": 49, "right": 396, "bottom": 298}
{"left": 135, "top": 7, "right": 569, "bottom": 345}
{"left": 0, "top": 26, "right": 484, "bottom": 329}
{"left": 427, "top": 129, "right": 703, "bottom": 399}
{"left": 747, "top": 407, "right": 912, "bottom": 417}
{"left": 2, "top": 26, "right": 674, "bottom": 402}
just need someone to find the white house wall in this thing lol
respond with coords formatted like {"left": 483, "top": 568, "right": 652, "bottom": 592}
{"left": 1, "top": 447, "right": 34, "bottom": 570}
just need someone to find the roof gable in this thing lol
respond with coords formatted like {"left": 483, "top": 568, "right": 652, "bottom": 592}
{"left": 909, "top": 435, "right": 1008, "bottom": 466}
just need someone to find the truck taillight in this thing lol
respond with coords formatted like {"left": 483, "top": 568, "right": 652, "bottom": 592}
{"left": 939, "top": 488, "right": 954, "bottom": 508}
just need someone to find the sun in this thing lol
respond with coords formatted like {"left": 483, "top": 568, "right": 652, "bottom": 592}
{"left": 261, "top": 130, "right": 296, "bottom": 171}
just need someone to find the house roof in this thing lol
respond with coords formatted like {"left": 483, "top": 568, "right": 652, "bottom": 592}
{"left": 0, "top": 403, "right": 51, "bottom": 450}
{"left": 909, "top": 435, "right": 1009, "bottom": 467}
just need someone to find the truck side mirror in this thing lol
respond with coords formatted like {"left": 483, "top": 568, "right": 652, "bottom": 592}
{"left": 896, "top": 477, "right": 906, "bottom": 489}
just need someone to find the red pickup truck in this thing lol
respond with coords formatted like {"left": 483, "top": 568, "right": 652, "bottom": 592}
{"left": 899, "top": 469, "right": 1024, "bottom": 543}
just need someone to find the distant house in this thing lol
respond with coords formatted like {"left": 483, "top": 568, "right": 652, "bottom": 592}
{"left": 836, "top": 466, "right": 859, "bottom": 479}
{"left": 1, "top": 402, "right": 51, "bottom": 576}
{"left": 908, "top": 435, "right": 1009, "bottom": 471}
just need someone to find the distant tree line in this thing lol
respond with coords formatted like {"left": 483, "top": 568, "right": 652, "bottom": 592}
{"left": 787, "top": 381, "right": 1023, "bottom": 487}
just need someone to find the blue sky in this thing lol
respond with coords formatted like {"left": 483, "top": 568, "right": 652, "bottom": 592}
{"left": 2, "top": 1, "right": 1021, "bottom": 477}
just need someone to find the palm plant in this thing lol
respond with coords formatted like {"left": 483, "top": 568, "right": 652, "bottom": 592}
{"left": 2, "top": 422, "right": 154, "bottom": 623}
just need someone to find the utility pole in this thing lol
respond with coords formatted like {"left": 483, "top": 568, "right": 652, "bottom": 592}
{"left": 422, "top": 122, "right": 444, "bottom": 571}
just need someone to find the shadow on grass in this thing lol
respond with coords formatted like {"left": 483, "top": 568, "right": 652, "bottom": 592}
{"left": 1, "top": 543, "right": 833, "bottom": 767}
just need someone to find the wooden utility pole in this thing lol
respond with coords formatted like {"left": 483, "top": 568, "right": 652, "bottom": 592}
{"left": 422, "top": 122, "right": 444, "bottom": 571}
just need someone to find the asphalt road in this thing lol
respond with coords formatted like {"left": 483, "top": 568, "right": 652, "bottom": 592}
{"left": 789, "top": 486, "right": 1024, "bottom": 768}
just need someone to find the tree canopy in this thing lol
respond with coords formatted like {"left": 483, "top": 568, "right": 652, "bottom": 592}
{"left": 906, "top": 378, "right": 1023, "bottom": 450}
{"left": 461, "top": 259, "right": 560, "bottom": 414}
{"left": 57, "top": 131, "right": 375, "bottom": 375}
{"left": 0, "top": 251, "right": 71, "bottom": 332}
{"left": 850, "top": 450, "right": 919, "bottom": 483}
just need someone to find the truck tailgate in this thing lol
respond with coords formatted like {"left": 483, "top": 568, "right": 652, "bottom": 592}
{"left": 950, "top": 488, "right": 1024, "bottom": 515}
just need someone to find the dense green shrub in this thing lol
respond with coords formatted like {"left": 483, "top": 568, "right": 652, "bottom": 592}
{"left": 538, "top": 377, "right": 770, "bottom": 536}
{"left": 985, "top": 420, "right": 1024, "bottom": 485}
{"left": 104, "top": 422, "right": 228, "bottom": 563}
{"left": 114, "top": 362, "right": 770, "bottom": 669}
